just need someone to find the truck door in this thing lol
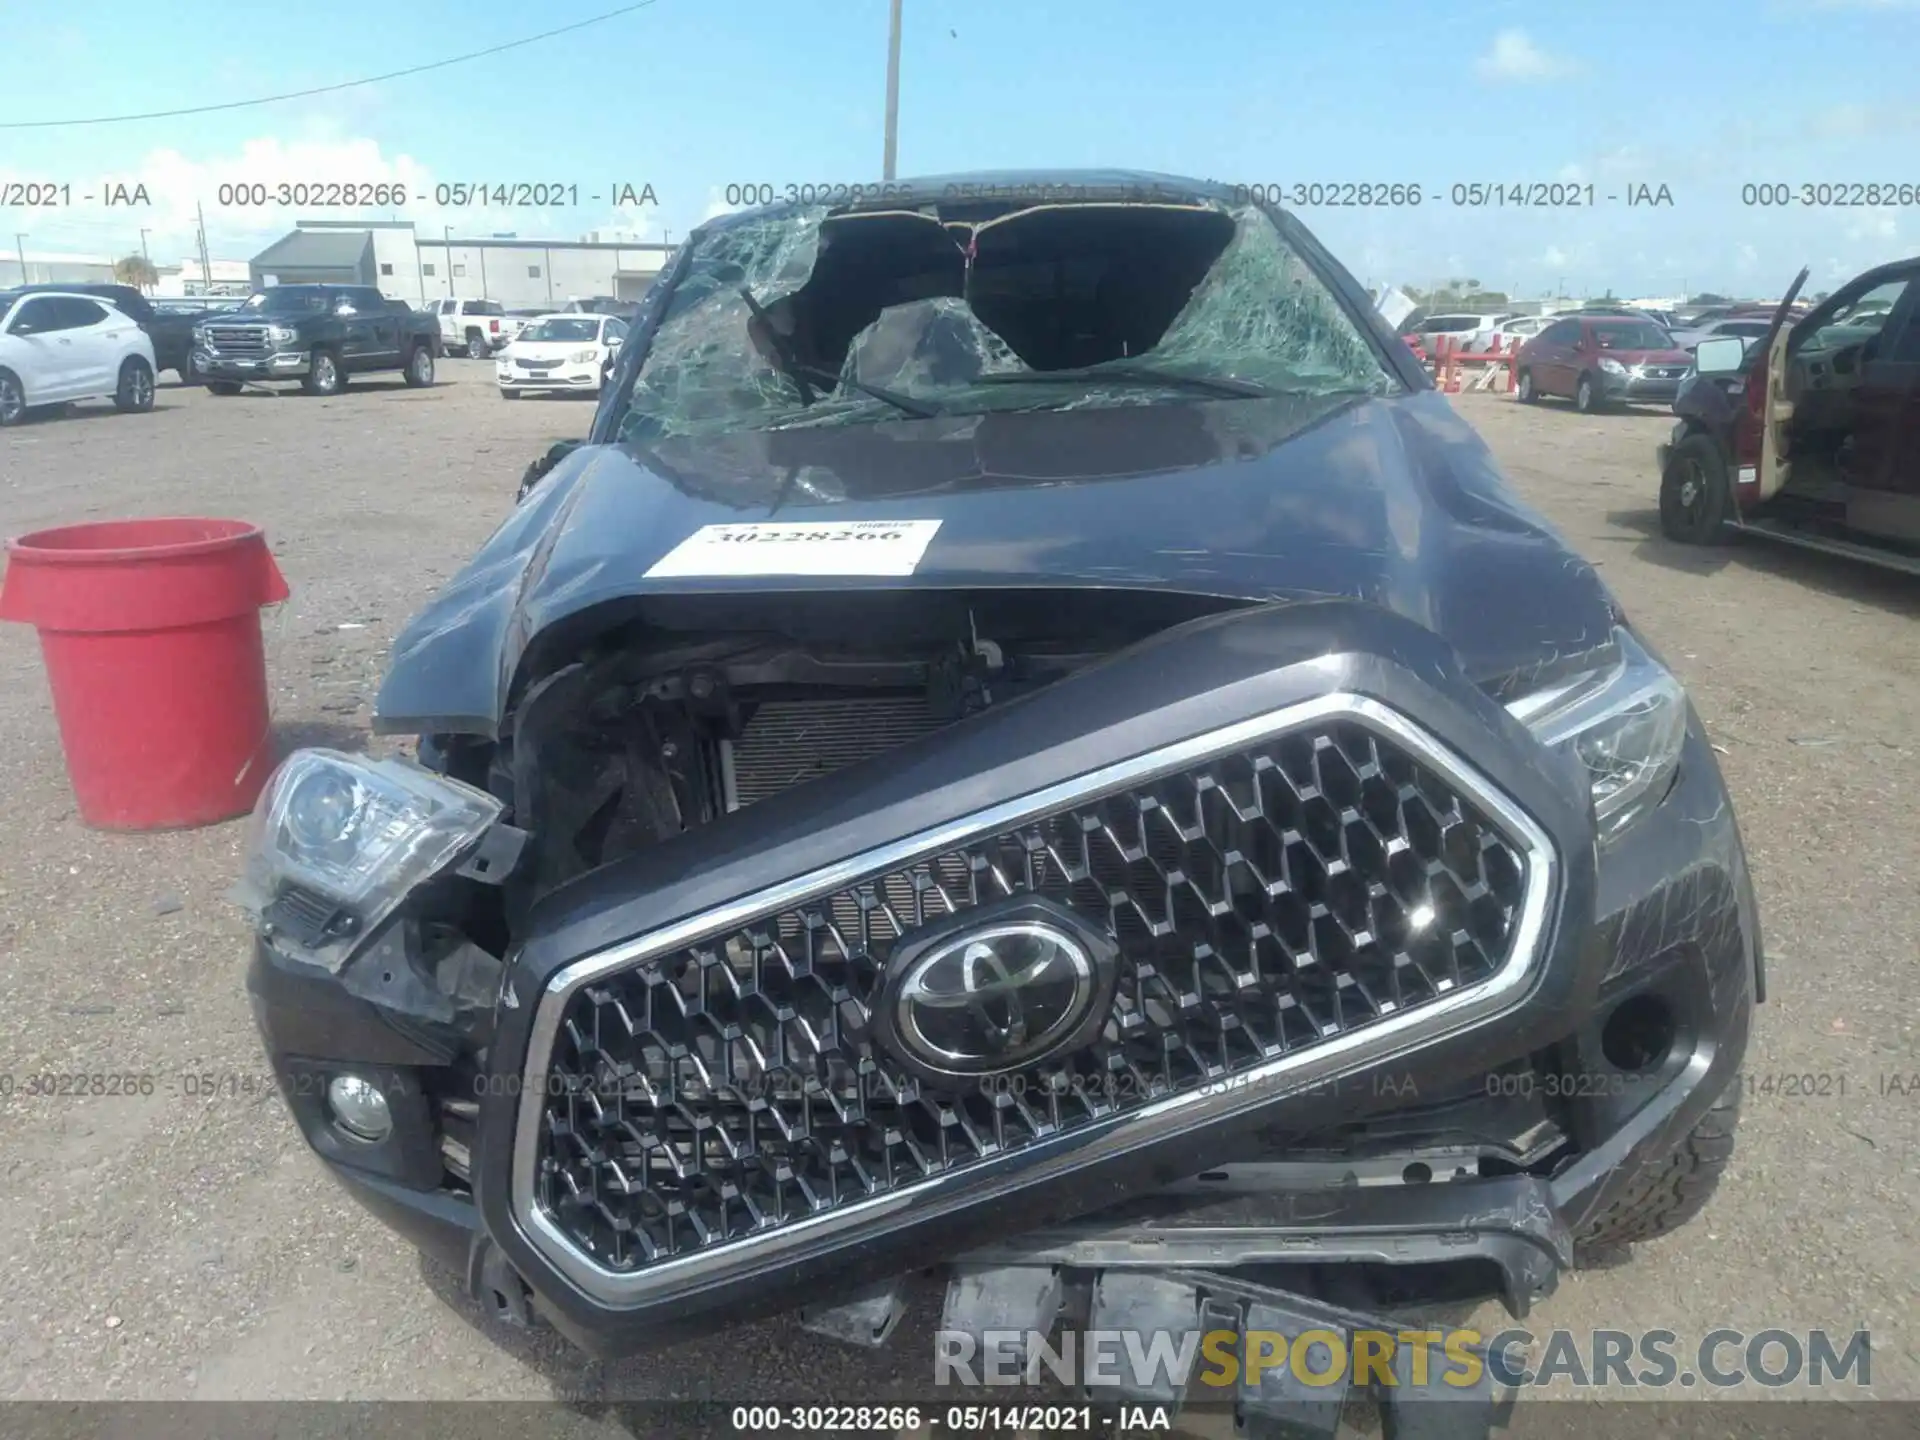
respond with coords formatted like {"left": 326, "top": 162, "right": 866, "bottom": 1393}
{"left": 1841, "top": 275, "right": 1920, "bottom": 542}
{"left": 329, "top": 290, "right": 377, "bottom": 369}
{"left": 357, "top": 289, "right": 400, "bottom": 364}
{"left": 1755, "top": 269, "right": 1812, "bottom": 504}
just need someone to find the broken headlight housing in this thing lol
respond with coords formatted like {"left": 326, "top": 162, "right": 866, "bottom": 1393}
{"left": 231, "top": 749, "right": 502, "bottom": 972}
{"left": 1508, "top": 628, "right": 1688, "bottom": 843}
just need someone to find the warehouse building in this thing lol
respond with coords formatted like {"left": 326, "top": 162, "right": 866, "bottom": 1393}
{"left": 249, "top": 221, "right": 674, "bottom": 306}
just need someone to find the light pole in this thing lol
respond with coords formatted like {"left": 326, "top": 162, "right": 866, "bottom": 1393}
{"left": 443, "top": 224, "right": 455, "bottom": 296}
{"left": 139, "top": 228, "right": 152, "bottom": 291}
{"left": 882, "top": 0, "right": 902, "bottom": 180}
{"left": 14, "top": 233, "right": 27, "bottom": 286}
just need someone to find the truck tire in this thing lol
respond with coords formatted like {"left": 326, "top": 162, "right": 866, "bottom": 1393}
{"left": 113, "top": 357, "right": 155, "bottom": 413}
{"left": 1577, "top": 1082, "right": 1741, "bottom": 1253}
{"left": 466, "top": 330, "right": 489, "bottom": 360}
{"left": 206, "top": 381, "right": 243, "bottom": 396}
{"left": 1660, "top": 433, "right": 1732, "bottom": 545}
{"left": 404, "top": 343, "right": 436, "bottom": 387}
{"left": 302, "top": 347, "right": 344, "bottom": 396}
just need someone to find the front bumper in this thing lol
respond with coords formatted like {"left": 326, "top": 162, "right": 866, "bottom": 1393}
{"left": 1598, "top": 370, "right": 1685, "bottom": 404}
{"left": 497, "top": 362, "right": 602, "bottom": 390}
{"left": 246, "top": 603, "right": 1759, "bottom": 1358}
{"left": 196, "top": 349, "right": 309, "bottom": 379}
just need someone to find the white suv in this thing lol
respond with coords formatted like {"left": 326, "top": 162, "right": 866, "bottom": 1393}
{"left": 0, "top": 291, "right": 157, "bottom": 426}
{"left": 428, "top": 298, "right": 510, "bottom": 359}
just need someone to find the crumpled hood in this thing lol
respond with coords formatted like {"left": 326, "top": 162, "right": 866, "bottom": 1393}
{"left": 374, "top": 389, "right": 1617, "bottom": 735}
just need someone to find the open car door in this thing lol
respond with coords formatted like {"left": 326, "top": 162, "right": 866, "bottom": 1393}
{"left": 1755, "top": 266, "right": 1811, "bottom": 504}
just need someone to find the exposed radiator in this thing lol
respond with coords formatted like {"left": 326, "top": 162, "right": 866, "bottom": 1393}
{"left": 721, "top": 696, "right": 948, "bottom": 810}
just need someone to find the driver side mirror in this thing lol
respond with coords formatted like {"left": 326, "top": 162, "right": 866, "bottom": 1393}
{"left": 1693, "top": 336, "right": 1748, "bottom": 376}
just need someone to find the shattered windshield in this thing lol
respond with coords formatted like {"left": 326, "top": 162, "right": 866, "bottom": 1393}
{"left": 614, "top": 201, "right": 1395, "bottom": 442}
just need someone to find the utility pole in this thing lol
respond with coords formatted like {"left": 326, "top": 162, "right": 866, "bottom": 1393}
{"left": 139, "top": 227, "right": 152, "bottom": 291}
{"left": 13, "top": 233, "right": 26, "bottom": 286}
{"left": 443, "top": 224, "right": 455, "bottom": 296}
{"left": 196, "top": 203, "right": 213, "bottom": 297}
{"left": 882, "top": 0, "right": 903, "bottom": 180}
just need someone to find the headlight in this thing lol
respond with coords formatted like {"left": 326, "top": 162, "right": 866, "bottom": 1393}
{"left": 230, "top": 749, "right": 503, "bottom": 972}
{"left": 268, "top": 325, "right": 298, "bottom": 344}
{"left": 571, "top": 347, "right": 601, "bottom": 364}
{"left": 1598, "top": 356, "right": 1628, "bottom": 376}
{"left": 1509, "top": 628, "right": 1687, "bottom": 842}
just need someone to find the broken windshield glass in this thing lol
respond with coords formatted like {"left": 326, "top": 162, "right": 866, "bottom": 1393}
{"left": 840, "top": 297, "right": 1025, "bottom": 392}
{"left": 615, "top": 201, "right": 1393, "bottom": 442}
{"left": 622, "top": 206, "right": 831, "bottom": 440}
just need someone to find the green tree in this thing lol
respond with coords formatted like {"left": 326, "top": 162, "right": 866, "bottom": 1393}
{"left": 112, "top": 253, "right": 158, "bottom": 290}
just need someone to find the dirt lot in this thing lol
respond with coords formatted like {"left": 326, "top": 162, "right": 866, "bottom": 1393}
{"left": 0, "top": 368, "right": 1914, "bottom": 1423}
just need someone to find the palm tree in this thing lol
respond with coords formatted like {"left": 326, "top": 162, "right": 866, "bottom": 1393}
{"left": 113, "top": 253, "right": 159, "bottom": 291}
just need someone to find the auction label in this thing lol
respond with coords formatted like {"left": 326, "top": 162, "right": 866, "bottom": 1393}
{"left": 643, "top": 519, "right": 943, "bottom": 578}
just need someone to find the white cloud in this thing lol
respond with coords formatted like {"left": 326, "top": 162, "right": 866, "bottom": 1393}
{"left": 701, "top": 186, "right": 743, "bottom": 222}
{"left": 1844, "top": 211, "right": 1899, "bottom": 244}
{"left": 1475, "top": 30, "right": 1573, "bottom": 82}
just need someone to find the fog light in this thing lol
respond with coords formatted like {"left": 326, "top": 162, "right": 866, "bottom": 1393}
{"left": 326, "top": 1073, "right": 393, "bottom": 1142}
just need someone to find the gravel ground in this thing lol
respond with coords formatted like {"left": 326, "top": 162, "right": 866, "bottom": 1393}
{"left": 0, "top": 370, "right": 1913, "bottom": 1428}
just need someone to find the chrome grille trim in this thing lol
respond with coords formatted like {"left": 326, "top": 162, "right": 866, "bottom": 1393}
{"left": 508, "top": 692, "right": 1558, "bottom": 1306}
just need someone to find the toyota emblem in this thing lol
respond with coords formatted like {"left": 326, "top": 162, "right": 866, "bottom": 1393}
{"left": 875, "top": 898, "right": 1118, "bottom": 1082}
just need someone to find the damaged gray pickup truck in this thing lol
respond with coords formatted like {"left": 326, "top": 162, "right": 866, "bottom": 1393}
{"left": 237, "top": 171, "right": 1760, "bottom": 1433}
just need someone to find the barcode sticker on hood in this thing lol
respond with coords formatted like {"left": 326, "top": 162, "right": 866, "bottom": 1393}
{"left": 643, "top": 520, "right": 943, "bottom": 578}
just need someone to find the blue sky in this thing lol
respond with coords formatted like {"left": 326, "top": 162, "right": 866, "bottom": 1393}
{"left": 3, "top": 0, "right": 1915, "bottom": 297}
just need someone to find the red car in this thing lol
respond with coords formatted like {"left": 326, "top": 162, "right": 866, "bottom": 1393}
{"left": 1514, "top": 315, "right": 1695, "bottom": 413}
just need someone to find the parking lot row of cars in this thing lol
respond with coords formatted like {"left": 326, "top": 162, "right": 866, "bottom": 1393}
{"left": 0, "top": 281, "right": 633, "bottom": 422}
{"left": 1398, "top": 301, "right": 1808, "bottom": 360}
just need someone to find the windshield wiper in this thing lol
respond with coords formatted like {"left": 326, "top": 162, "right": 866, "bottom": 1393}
{"left": 798, "top": 362, "right": 943, "bottom": 418}
{"left": 976, "top": 362, "right": 1274, "bottom": 398}
{"left": 739, "top": 287, "right": 818, "bottom": 405}
{"left": 740, "top": 286, "right": 940, "bottom": 418}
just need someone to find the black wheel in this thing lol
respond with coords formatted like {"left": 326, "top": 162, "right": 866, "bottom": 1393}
{"left": 1575, "top": 373, "right": 1603, "bottom": 413}
{"left": 404, "top": 343, "right": 436, "bottom": 387}
{"left": 1515, "top": 368, "right": 1538, "bottom": 404}
{"left": 114, "top": 357, "right": 155, "bottom": 413}
{"left": 0, "top": 369, "right": 24, "bottom": 426}
{"left": 466, "top": 330, "right": 490, "bottom": 360}
{"left": 206, "top": 381, "right": 243, "bottom": 396}
{"left": 1660, "top": 433, "right": 1733, "bottom": 544}
{"left": 302, "top": 347, "right": 343, "bottom": 396}
{"left": 1578, "top": 1082, "right": 1741, "bottom": 1253}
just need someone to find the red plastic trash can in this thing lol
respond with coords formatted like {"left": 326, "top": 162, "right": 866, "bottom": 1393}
{"left": 0, "top": 517, "right": 291, "bottom": 830}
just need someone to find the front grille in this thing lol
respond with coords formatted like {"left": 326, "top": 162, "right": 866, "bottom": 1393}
{"left": 204, "top": 325, "right": 269, "bottom": 356}
{"left": 528, "top": 712, "right": 1533, "bottom": 1275}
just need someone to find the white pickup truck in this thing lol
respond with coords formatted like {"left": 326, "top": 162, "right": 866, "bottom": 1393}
{"left": 426, "top": 298, "right": 510, "bottom": 359}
